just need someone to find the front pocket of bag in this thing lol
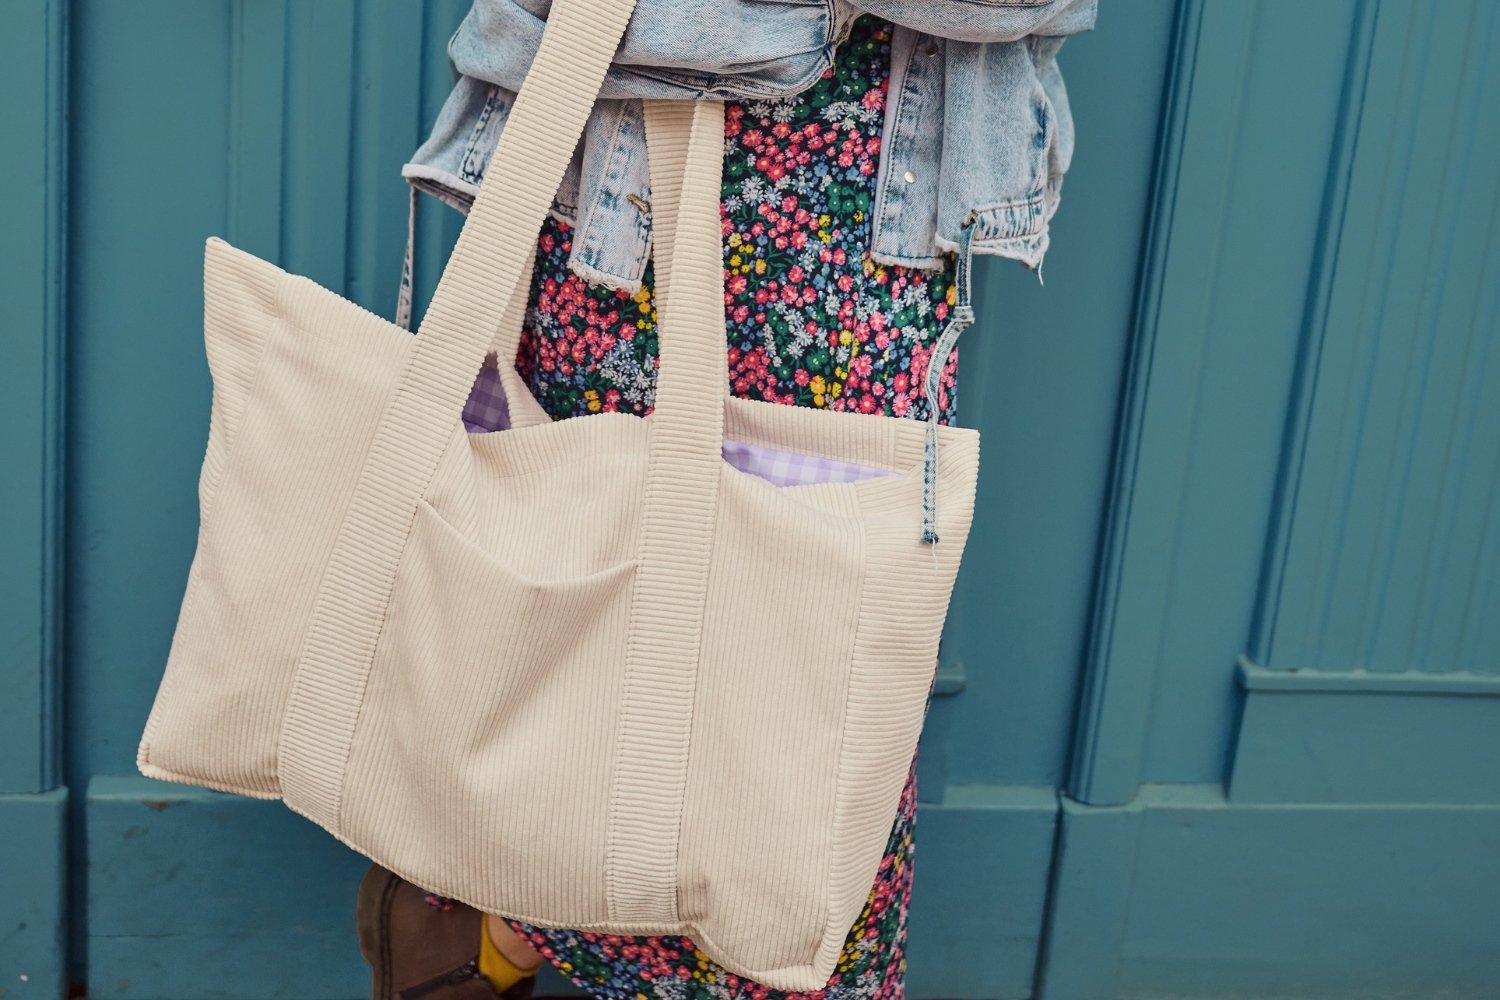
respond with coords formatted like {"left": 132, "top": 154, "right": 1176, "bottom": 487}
{"left": 404, "top": 494, "right": 638, "bottom": 625}
{"left": 362, "top": 496, "right": 638, "bottom": 753}
{"left": 337, "top": 495, "right": 638, "bottom": 922}
{"left": 375, "top": 496, "right": 638, "bottom": 716}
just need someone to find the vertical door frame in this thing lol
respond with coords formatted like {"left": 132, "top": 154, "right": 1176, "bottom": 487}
{"left": 0, "top": 0, "right": 70, "bottom": 995}
{"left": 1063, "top": 0, "right": 1208, "bottom": 808}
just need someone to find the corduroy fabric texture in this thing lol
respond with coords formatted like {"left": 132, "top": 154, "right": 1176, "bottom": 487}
{"left": 135, "top": 1, "right": 980, "bottom": 989}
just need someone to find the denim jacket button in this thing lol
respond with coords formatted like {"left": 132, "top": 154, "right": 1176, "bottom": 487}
{"left": 924, "top": 41, "right": 939, "bottom": 57}
{"left": 903, "top": 170, "right": 917, "bottom": 184}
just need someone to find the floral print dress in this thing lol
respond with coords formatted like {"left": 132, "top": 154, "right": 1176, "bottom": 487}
{"left": 436, "top": 15, "right": 959, "bottom": 1000}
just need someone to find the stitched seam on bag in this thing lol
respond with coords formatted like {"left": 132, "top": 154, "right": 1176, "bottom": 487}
{"left": 333, "top": 496, "right": 425, "bottom": 834}
{"left": 324, "top": 448, "right": 437, "bottom": 835}
{"left": 821, "top": 501, "right": 866, "bottom": 964}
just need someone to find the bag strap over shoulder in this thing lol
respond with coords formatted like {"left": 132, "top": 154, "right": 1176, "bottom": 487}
{"left": 416, "top": 0, "right": 638, "bottom": 387}
{"left": 278, "top": 0, "right": 642, "bottom": 829}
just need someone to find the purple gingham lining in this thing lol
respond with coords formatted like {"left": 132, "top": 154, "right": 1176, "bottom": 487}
{"left": 461, "top": 358, "right": 512, "bottom": 433}
{"left": 461, "top": 359, "right": 896, "bottom": 487}
{"left": 718, "top": 440, "right": 896, "bottom": 487}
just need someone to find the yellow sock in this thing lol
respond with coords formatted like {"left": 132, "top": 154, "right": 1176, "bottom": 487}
{"left": 478, "top": 917, "right": 540, "bottom": 994}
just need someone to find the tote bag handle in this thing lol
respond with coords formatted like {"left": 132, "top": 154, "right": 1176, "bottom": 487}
{"left": 280, "top": 0, "right": 642, "bottom": 827}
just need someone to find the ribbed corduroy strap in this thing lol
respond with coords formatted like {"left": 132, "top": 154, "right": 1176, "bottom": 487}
{"left": 604, "top": 99, "right": 727, "bottom": 922}
{"left": 278, "top": 0, "right": 640, "bottom": 829}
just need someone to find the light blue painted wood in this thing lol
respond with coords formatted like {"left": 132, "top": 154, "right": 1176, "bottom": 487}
{"left": 66, "top": 0, "right": 237, "bottom": 785}
{"left": 906, "top": 789, "right": 1060, "bottom": 1000}
{"left": 225, "top": 0, "right": 287, "bottom": 261}
{"left": 1, "top": 4, "right": 69, "bottom": 997}
{"left": 1237, "top": 654, "right": 1500, "bottom": 695}
{"left": 1041, "top": 787, "right": 1500, "bottom": 1000}
{"left": 940, "top": 0, "right": 1179, "bottom": 794}
{"left": 86, "top": 777, "right": 370, "bottom": 1000}
{"left": 1, "top": 0, "right": 66, "bottom": 797}
{"left": 914, "top": 667, "right": 966, "bottom": 800}
{"left": 0, "top": 789, "right": 69, "bottom": 1000}
{"left": 1231, "top": 656, "right": 1500, "bottom": 803}
{"left": 1069, "top": 0, "right": 1374, "bottom": 805}
{"left": 1066, "top": 0, "right": 1213, "bottom": 810}
{"left": 346, "top": 2, "right": 430, "bottom": 317}
{"left": 1266, "top": 0, "right": 1500, "bottom": 678}
{"left": 281, "top": 1, "right": 357, "bottom": 292}
{"left": 82, "top": 776, "right": 1061, "bottom": 1000}
{"left": 1032, "top": 790, "right": 1143, "bottom": 1000}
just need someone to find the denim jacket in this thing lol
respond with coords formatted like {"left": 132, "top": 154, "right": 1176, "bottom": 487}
{"left": 402, "top": 0, "right": 1098, "bottom": 292}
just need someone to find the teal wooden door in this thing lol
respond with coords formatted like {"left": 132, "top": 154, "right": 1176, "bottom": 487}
{"left": 4, "top": 2, "right": 1497, "bottom": 998}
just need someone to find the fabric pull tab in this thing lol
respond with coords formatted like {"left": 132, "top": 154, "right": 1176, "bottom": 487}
{"left": 395, "top": 184, "right": 418, "bottom": 331}
{"left": 921, "top": 218, "right": 977, "bottom": 544}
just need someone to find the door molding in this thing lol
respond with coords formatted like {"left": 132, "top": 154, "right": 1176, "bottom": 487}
{"left": 0, "top": 1, "right": 70, "bottom": 995}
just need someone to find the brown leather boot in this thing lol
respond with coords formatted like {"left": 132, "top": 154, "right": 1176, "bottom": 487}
{"left": 356, "top": 862, "right": 537, "bottom": 1000}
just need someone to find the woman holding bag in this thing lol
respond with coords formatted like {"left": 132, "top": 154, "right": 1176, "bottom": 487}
{"left": 355, "top": 2, "right": 1096, "bottom": 998}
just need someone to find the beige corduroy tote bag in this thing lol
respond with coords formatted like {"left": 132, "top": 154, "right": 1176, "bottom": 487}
{"left": 135, "top": 0, "right": 980, "bottom": 988}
